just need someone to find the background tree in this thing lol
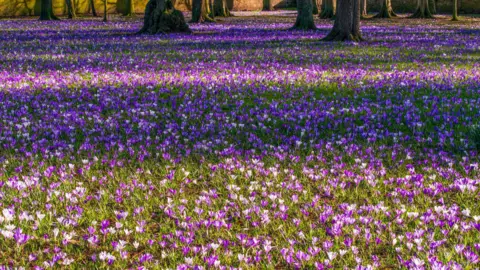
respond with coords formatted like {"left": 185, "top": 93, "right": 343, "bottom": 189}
{"left": 139, "top": 0, "right": 191, "bottom": 33}
{"left": 123, "top": 0, "right": 135, "bottom": 16}
{"left": 103, "top": 0, "right": 108, "bottom": 21}
{"left": 312, "top": 0, "right": 319, "bottom": 15}
{"left": 65, "top": 0, "right": 76, "bottom": 18}
{"left": 191, "top": 0, "right": 214, "bottom": 22}
{"left": 373, "top": 0, "right": 397, "bottom": 18}
{"left": 360, "top": 0, "right": 367, "bottom": 18}
{"left": 34, "top": 0, "right": 41, "bottom": 15}
{"left": 263, "top": 0, "right": 274, "bottom": 11}
{"left": 429, "top": 0, "right": 436, "bottom": 14}
{"left": 410, "top": 0, "right": 434, "bottom": 18}
{"left": 452, "top": 0, "right": 459, "bottom": 20}
{"left": 214, "top": 0, "right": 231, "bottom": 16}
{"left": 320, "top": 0, "right": 335, "bottom": 19}
{"left": 19, "top": 0, "right": 34, "bottom": 15}
{"left": 323, "top": 0, "right": 362, "bottom": 41}
{"left": 208, "top": 0, "right": 215, "bottom": 18}
{"left": 40, "top": 0, "right": 59, "bottom": 20}
{"left": 292, "top": 0, "right": 316, "bottom": 30}
{"left": 89, "top": 0, "right": 98, "bottom": 16}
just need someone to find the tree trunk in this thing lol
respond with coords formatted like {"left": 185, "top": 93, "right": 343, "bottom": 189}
{"left": 451, "top": 0, "right": 458, "bottom": 20}
{"left": 360, "top": 0, "right": 367, "bottom": 18}
{"left": 103, "top": 0, "right": 108, "bottom": 22}
{"left": 429, "top": 0, "right": 436, "bottom": 14}
{"left": 323, "top": 0, "right": 363, "bottom": 41}
{"left": 139, "top": 0, "right": 191, "bottom": 34}
{"left": 63, "top": 0, "right": 67, "bottom": 16}
{"left": 40, "top": 0, "right": 59, "bottom": 20}
{"left": 66, "top": 0, "right": 76, "bottom": 19}
{"left": 263, "top": 0, "right": 274, "bottom": 11}
{"left": 214, "top": 0, "right": 231, "bottom": 16}
{"left": 373, "top": 0, "right": 396, "bottom": 18}
{"left": 34, "top": 0, "right": 41, "bottom": 16}
{"left": 292, "top": 0, "right": 316, "bottom": 30}
{"left": 191, "top": 0, "right": 215, "bottom": 22}
{"left": 410, "top": 0, "right": 433, "bottom": 18}
{"left": 319, "top": 0, "right": 335, "bottom": 19}
{"left": 312, "top": 0, "right": 319, "bottom": 14}
{"left": 208, "top": 0, "right": 215, "bottom": 19}
{"left": 89, "top": 0, "right": 98, "bottom": 16}
{"left": 123, "top": 0, "right": 135, "bottom": 16}
{"left": 23, "top": 0, "right": 34, "bottom": 15}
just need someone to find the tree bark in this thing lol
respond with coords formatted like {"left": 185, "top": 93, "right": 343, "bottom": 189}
{"left": 103, "top": 0, "right": 108, "bottom": 22}
{"left": 429, "top": 0, "right": 436, "bottom": 14}
{"left": 123, "top": 0, "right": 135, "bottom": 16}
{"left": 139, "top": 0, "right": 191, "bottom": 34}
{"left": 360, "top": 0, "right": 367, "bottom": 18}
{"left": 34, "top": 0, "right": 41, "bottom": 15}
{"left": 214, "top": 0, "right": 231, "bottom": 16}
{"left": 373, "top": 0, "right": 396, "bottom": 18}
{"left": 319, "top": 0, "right": 335, "bottom": 19}
{"left": 40, "top": 0, "right": 59, "bottom": 20}
{"left": 410, "top": 0, "right": 434, "bottom": 18}
{"left": 312, "top": 0, "right": 319, "bottom": 14}
{"left": 89, "top": 0, "right": 98, "bottom": 16}
{"left": 191, "top": 0, "right": 215, "bottom": 22}
{"left": 208, "top": 0, "right": 215, "bottom": 19}
{"left": 451, "top": 0, "right": 458, "bottom": 20}
{"left": 20, "top": 0, "right": 34, "bottom": 15}
{"left": 323, "top": 0, "right": 363, "bottom": 41}
{"left": 66, "top": 0, "right": 76, "bottom": 19}
{"left": 292, "top": 0, "right": 316, "bottom": 30}
{"left": 263, "top": 0, "right": 274, "bottom": 11}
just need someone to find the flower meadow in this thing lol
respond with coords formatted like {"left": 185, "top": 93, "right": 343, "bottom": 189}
{"left": 0, "top": 13, "right": 480, "bottom": 269}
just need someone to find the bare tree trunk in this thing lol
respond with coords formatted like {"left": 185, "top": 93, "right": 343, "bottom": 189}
{"left": 214, "top": 0, "right": 231, "bottom": 16}
{"left": 263, "top": 0, "right": 274, "bottom": 10}
{"left": 313, "top": 0, "right": 319, "bottom": 14}
{"left": 63, "top": 0, "right": 67, "bottom": 15}
{"left": 74, "top": 0, "right": 79, "bottom": 14}
{"left": 191, "top": 0, "right": 215, "bottom": 22}
{"left": 373, "top": 0, "right": 396, "bottom": 18}
{"left": 207, "top": 0, "right": 215, "bottom": 19}
{"left": 40, "top": 0, "right": 60, "bottom": 20}
{"left": 103, "top": 0, "right": 108, "bottom": 21}
{"left": 185, "top": 0, "right": 192, "bottom": 10}
{"left": 292, "top": 0, "right": 316, "bottom": 30}
{"left": 21, "top": 0, "right": 34, "bottom": 15}
{"left": 66, "top": 0, "right": 76, "bottom": 19}
{"left": 123, "top": 0, "right": 135, "bottom": 16}
{"left": 360, "top": 0, "right": 367, "bottom": 18}
{"left": 410, "top": 0, "right": 433, "bottom": 18}
{"left": 451, "top": 0, "right": 458, "bottom": 20}
{"left": 323, "top": 0, "right": 363, "bottom": 41}
{"left": 320, "top": 0, "right": 335, "bottom": 19}
{"left": 34, "top": 0, "right": 41, "bottom": 15}
{"left": 139, "top": 0, "right": 191, "bottom": 34}
{"left": 89, "top": 0, "right": 98, "bottom": 16}
{"left": 429, "top": 0, "right": 436, "bottom": 14}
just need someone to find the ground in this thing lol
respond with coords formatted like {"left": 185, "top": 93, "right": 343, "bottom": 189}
{"left": 0, "top": 12, "right": 479, "bottom": 269}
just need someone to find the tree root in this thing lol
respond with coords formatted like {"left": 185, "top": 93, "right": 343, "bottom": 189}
{"left": 290, "top": 23, "right": 317, "bottom": 30}
{"left": 138, "top": 0, "right": 191, "bottom": 35}
{"left": 322, "top": 30, "right": 364, "bottom": 42}
{"left": 319, "top": 8, "right": 335, "bottom": 19}
{"left": 373, "top": 9, "right": 397, "bottom": 18}
{"left": 409, "top": 9, "right": 434, "bottom": 18}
